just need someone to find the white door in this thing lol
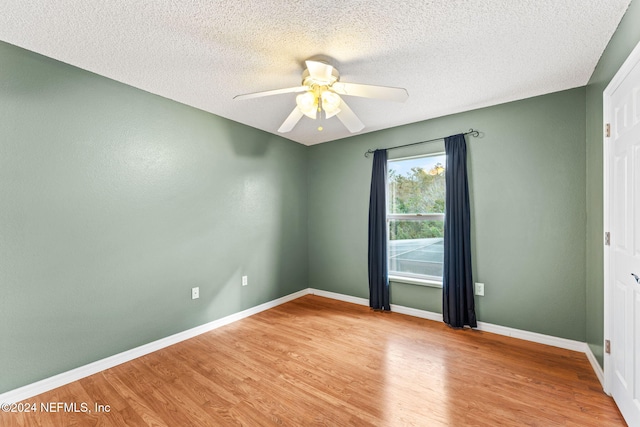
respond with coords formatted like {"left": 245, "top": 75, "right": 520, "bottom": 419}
{"left": 605, "top": 40, "right": 640, "bottom": 427}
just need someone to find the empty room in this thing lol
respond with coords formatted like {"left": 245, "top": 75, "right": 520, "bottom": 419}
{"left": 2, "top": 1, "right": 640, "bottom": 425}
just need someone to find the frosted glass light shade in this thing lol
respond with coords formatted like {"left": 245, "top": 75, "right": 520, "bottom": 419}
{"left": 296, "top": 92, "right": 317, "bottom": 119}
{"left": 321, "top": 91, "right": 341, "bottom": 118}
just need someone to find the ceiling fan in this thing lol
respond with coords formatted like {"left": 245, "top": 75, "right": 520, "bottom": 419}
{"left": 234, "top": 60, "right": 409, "bottom": 133}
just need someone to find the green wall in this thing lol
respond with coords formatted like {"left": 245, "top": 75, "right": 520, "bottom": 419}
{"left": 0, "top": 41, "right": 308, "bottom": 394}
{"left": 309, "top": 88, "right": 587, "bottom": 341}
{"left": 585, "top": 0, "right": 640, "bottom": 367}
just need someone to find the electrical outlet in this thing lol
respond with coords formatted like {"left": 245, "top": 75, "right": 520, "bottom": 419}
{"left": 242, "top": 276, "right": 248, "bottom": 286}
{"left": 475, "top": 282, "right": 485, "bottom": 296}
{"left": 191, "top": 287, "right": 199, "bottom": 300}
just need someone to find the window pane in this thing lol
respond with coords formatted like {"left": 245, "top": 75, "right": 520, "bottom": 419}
{"left": 389, "top": 219, "right": 444, "bottom": 279}
{"left": 388, "top": 154, "right": 446, "bottom": 281}
{"left": 388, "top": 154, "right": 446, "bottom": 215}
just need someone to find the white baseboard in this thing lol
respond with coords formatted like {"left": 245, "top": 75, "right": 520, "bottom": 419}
{"left": 391, "top": 304, "right": 444, "bottom": 322}
{"left": 1, "top": 287, "right": 603, "bottom": 403}
{"left": 309, "top": 288, "right": 368, "bottom": 306}
{"left": 475, "top": 321, "right": 588, "bottom": 353}
{"left": 585, "top": 344, "right": 605, "bottom": 388}
{"left": 310, "top": 289, "right": 585, "bottom": 351}
{"left": 309, "top": 289, "right": 602, "bottom": 381}
{"left": 307, "top": 289, "right": 442, "bottom": 322}
{"left": 0, "top": 288, "right": 311, "bottom": 404}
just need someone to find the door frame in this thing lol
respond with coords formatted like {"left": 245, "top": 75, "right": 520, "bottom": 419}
{"left": 603, "top": 38, "right": 640, "bottom": 395}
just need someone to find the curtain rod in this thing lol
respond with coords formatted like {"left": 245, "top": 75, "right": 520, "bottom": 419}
{"left": 364, "top": 129, "right": 480, "bottom": 158}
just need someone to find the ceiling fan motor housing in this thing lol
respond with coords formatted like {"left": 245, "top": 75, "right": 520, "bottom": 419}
{"left": 301, "top": 67, "right": 340, "bottom": 88}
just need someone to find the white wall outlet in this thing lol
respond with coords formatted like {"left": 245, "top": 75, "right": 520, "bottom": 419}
{"left": 475, "top": 282, "right": 485, "bottom": 296}
{"left": 191, "top": 287, "right": 199, "bottom": 300}
{"left": 242, "top": 275, "right": 248, "bottom": 286}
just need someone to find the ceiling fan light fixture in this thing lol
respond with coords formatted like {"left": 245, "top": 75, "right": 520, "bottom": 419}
{"left": 235, "top": 59, "right": 408, "bottom": 134}
{"left": 296, "top": 92, "right": 317, "bottom": 119}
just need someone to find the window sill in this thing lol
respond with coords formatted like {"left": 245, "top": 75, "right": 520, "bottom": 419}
{"left": 389, "top": 275, "right": 443, "bottom": 288}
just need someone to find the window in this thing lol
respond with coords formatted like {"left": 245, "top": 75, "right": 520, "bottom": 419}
{"left": 387, "top": 153, "right": 446, "bottom": 285}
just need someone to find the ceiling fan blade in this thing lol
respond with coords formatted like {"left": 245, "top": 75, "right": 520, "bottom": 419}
{"left": 234, "top": 86, "right": 307, "bottom": 100}
{"left": 278, "top": 107, "right": 305, "bottom": 133}
{"left": 336, "top": 99, "right": 364, "bottom": 133}
{"left": 305, "top": 60, "right": 334, "bottom": 81}
{"left": 331, "top": 82, "right": 408, "bottom": 102}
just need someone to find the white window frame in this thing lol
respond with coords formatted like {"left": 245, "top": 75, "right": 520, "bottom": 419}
{"left": 387, "top": 153, "right": 445, "bottom": 288}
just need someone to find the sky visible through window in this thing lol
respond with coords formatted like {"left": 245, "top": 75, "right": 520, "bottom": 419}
{"left": 388, "top": 154, "right": 445, "bottom": 177}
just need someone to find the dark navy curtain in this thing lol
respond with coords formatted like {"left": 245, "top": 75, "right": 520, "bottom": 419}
{"left": 368, "top": 149, "right": 390, "bottom": 311}
{"left": 443, "top": 134, "right": 477, "bottom": 328}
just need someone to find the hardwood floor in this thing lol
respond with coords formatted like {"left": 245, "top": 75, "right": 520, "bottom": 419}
{"left": 1, "top": 295, "right": 625, "bottom": 426}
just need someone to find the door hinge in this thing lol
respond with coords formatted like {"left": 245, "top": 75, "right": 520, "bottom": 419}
{"left": 605, "top": 123, "right": 611, "bottom": 137}
{"left": 605, "top": 339, "right": 611, "bottom": 354}
{"left": 605, "top": 232, "right": 610, "bottom": 246}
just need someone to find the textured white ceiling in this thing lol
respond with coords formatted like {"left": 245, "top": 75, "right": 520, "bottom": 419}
{"left": 0, "top": 0, "right": 632, "bottom": 145}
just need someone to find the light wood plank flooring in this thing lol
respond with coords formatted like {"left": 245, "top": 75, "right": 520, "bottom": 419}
{"left": 1, "top": 295, "right": 625, "bottom": 426}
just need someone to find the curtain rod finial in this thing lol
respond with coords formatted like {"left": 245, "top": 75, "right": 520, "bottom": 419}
{"left": 364, "top": 149, "right": 375, "bottom": 158}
